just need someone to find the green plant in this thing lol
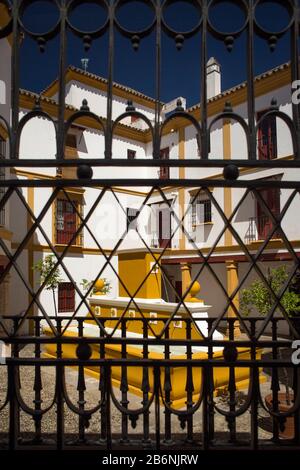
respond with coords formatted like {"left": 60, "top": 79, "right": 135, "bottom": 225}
{"left": 240, "top": 266, "right": 300, "bottom": 318}
{"left": 33, "top": 255, "right": 62, "bottom": 317}
{"left": 240, "top": 265, "right": 300, "bottom": 405}
{"left": 80, "top": 278, "right": 112, "bottom": 295}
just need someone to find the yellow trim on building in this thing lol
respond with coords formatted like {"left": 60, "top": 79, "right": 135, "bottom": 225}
{"left": 43, "top": 67, "right": 158, "bottom": 110}
{"left": 0, "top": 227, "right": 13, "bottom": 241}
{"left": 19, "top": 62, "right": 292, "bottom": 145}
{"left": 225, "top": 260, "right": 241, "bottom": 337}
{"left": 11, "top": 169, "right": 148, "bottom": 196}
{"left": 10, "top": 243, "right": 112, "bottom": 256}
{"left": 19, "top": 93, "right": 148, "bottom": 144}
{"left": 164, "top": 239, "right": 300, "bottom": 257}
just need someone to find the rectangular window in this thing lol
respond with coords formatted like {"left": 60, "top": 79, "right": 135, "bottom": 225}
{"left": 191, "top": 196, "right": 212, "bottom": 228}
{"left": 257, "top": 110, "right": 277, "bottom": 160}
{"left": 126, "top": 208, "right": 139, "bottom": 231}
{"left": 127, "top": 149, "right": 136, "bottom": 160}
{"left": 159, "top": 147, "right": 169, "bottom": 179}
{"left": 0, "top": 138, "right": 6, "bottom": 227}
{"left": 256, "top": 187, "right": 280, "bottom": 240}
{"left": 55, "top": 198, "right": 82, "bottom": 245}
{"left": 58, "top": 282, "right": 75, "bottom": 313}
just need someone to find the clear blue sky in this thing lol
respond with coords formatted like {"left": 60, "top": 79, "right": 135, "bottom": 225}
{"left": 20, "top": 1, "right": 293, "bottom": 108}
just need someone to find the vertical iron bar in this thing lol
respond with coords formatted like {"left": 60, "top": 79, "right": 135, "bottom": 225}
{"left": 227, "top": 319, "right": 237, "bottom": 443}
{"left": 33, "top": 318, "right": 42, "bottom": 443}
{"left": 8, "top": 318, "right": 20, "bottom": 450}
{"left": 105, "top": 0, "right": 114, "bottom": 159}
{"left": 10, "top": 0, "right": 20, "bottom": 159}
{"left": 120, "top": 317, "right": 129, "bottom": 443}
{"left": 105, "top": 364, "right": 112, "bottom": 450}
{"left": 8, "top": 361, "right": 17, "bottom": 450}
{"left": 99, "top": 319, "right": 106, "bottom": 442}
{"left": 153, "top": 0, "right": 161, "bottom": 159}
{"left": 142, "top": 318, "right": 150, "bottom": 444}
{"left": 77, "top": 318, "right": 86, "bottom": 443}
{"left": 250, "top": 320, "right": 258, "bottom": 450}
{"left": 185, "top": 318, "right": 194, "bottom": 443}
{"left": 247, "top": 0, "right": 256, "bottom": 160}
{"left": 56, "top": 318, "right": 64, "bottom": 450}
{"left": 207, "top": 318, "right": 215, "bottom": 442}
{"left": 291, "top": 0, "right": 300, "bottom": 159}
{"left": 154, "top": 365, "right": 160, "bottom": 451}
{"left": 271, "top": 318, "right": 280, "bottom": 442}
{"left": 200, "top": 0, "right": 208, "bottom": 159}
{"left": 163, "top": 321, "right": 172, "bottom": 444}
{"left": 57, "top": 0, "right": 67, "bottom": 160}
{"left": 292, "top": 366, "right": 300, "bottom": 444}
{"left": 202, "top": 364, "right": 209, "bottom": 450}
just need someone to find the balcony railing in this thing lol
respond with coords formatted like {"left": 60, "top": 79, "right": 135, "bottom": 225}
{"left": 245, "top": 215, "right": 281, "bottom": 244}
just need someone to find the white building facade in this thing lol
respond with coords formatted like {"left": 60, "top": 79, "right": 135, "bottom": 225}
{"left": 0, "top": 25, "right": 299, "bottom": 327}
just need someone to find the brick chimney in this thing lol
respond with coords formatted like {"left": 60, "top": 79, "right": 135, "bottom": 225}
{"left": 206, "top": 57, "right": 221, "bottom": 100}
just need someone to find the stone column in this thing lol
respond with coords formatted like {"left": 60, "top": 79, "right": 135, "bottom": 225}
{"left": 226, "top": 260, "right": 241, "bottom": 337}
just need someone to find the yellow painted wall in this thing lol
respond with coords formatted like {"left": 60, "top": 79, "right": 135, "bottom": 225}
{"left": 118, "top": 251, "right": 162, "bottom": 299}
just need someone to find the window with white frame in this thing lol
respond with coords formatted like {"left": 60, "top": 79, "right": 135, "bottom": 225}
{"left": 191, "top": 193, "right": 212, "bottom": 230}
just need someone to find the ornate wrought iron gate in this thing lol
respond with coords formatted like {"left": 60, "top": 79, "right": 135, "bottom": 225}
{"left": 0, "top": 0, "right": 300, "bottom": 452}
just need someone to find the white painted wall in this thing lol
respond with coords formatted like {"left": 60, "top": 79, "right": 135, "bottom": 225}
{"left": 0, "top": 39, "right": 11, "bottom": 123}
{"left": 34, "top": 250, "right": 118, "bottom": 318}
{"left": 63, "top": 80, "right": 156, "bottom": 122}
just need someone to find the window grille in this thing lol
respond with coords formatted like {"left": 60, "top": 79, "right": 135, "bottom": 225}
{"left": 58, "top": 282, "right": 75, "bottom": 313}
{"left": 55, "top": 198, "right": 82, "bottom": 245}
{"left": 191, "top": 195, "right": 212, "bottom": 230}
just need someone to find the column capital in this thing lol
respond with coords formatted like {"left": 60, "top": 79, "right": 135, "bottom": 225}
{"left": 225, "top": 260, "right": 238, "bottom": 270}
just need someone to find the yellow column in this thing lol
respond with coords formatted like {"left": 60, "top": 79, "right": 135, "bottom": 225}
{"left": 226, "top": 260, "right": 241, "bottom": 337}
{"left": 180, "top": 263, "right": 192, "bottom": 301}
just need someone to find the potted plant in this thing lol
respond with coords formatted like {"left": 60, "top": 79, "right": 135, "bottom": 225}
{"left": 240, "top": 265, "right": 300, "bottom": 438}
{"left": 33, "top": 255, "right": 62, "bottom": 317}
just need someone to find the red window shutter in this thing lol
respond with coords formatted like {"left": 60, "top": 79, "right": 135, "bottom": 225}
{"left": 56, "top": 199, "right": 78, "bottom": 245}
{"left": 257, "top": 111, "right": 277, "bottom": 160}
{"left": 58, "top": 282, "right": 75, "bottom": 313}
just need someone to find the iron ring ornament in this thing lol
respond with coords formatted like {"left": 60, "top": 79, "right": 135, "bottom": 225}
{"left": 66, "top": 0, "right": 110, "bottom": 41}
{"left": 161, "top": 0, "right": 202, "bottom": 41}
{"left": 18, "top": 0, "right": 61, "bottom": 41}
{"left": 114, "top": 0, "right": 157, "bottom": 39}
{"left": 207, "top": 0, "right": 249, "bottom": 40}
{"left": 253, "top": 0, "right": 295, "bottom": 40}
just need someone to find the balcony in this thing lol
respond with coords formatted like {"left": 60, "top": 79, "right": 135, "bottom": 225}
{"left": 245, "top": 215, "right": 281, "bottom": 244}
